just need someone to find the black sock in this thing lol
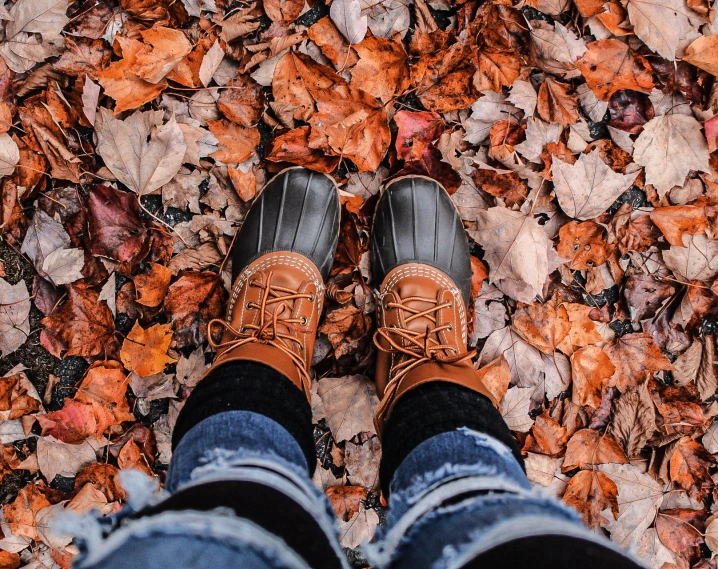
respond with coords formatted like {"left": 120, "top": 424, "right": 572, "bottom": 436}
{"left": 380, "top": 382, "right": 524, "bottom": 495}
{"left": 172, "top": 361, "right": 315, "bottom": 474}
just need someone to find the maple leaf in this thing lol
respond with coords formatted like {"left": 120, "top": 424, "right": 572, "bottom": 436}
{"left": 473, "top": 207, "right": 553, "bottom": 302}
{"left": 0, "top": 0, "right": 68, "bottom": 73}
{"left": 576, "top": 40, "right": 654, "bottom": 101}
{"left": 563, "top": 429, "right": 628, "bottom": 470}
{"left": 623, "top": 0, "right": 703, "bottom": 60}
{"left": 552, "top": 149, "right": 638, "bottom": 220}
{"left": 315, "top": 375, "right": 379, "bottom": 442}
{"left": 606, "top": 333, "right": 673, "bottom": 392}
{"left": 633, "top": 114, "right": 710, "bottom": 196}
{"left": 683, "top": 35, "right": 718, "bottom": 77}
{"left": 207, "top": 120, "right": 260, "bottom": 164}
{"left": 95, "top": 109, "right": 186, "bottom": 195}
{"left": 351, "top": 36, "right": 409, "bottom": 104}
{"left": 164, "top": 271, "right": 227, "bottom": 348}
{"left": 42, "top": 284, "right": 115, "bottom": 358}
{"left": 120, "top": 322, "right": 176, "bottom": 378}
{"left": 563, "top": 470, "right": 618, "bottom": 528}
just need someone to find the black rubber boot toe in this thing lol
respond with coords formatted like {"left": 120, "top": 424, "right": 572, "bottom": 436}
{"left": 371, "top": 176, "right": 472, "bottom": 304}
{"left": 233, "top": 167, "right": 340, "bottom": 280}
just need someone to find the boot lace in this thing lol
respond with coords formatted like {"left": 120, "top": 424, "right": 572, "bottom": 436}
{"left": 208, "top": 271, "right": 314, "bottom": 394}
{"left": 373, "top": 293, "right": 475, "bottom": 422}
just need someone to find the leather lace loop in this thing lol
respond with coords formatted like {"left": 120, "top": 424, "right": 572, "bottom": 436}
{"left": 208, "top": 271, "right": 314, "bottom": 394}
{"left": 373, "top": 294, "right": 475, "bottom": 427}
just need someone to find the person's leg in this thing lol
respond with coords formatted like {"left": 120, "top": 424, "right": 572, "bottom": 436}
{"left": 367, "top": 176, "right": 641, "bottom": 569}
{"left": 71, "top": 168, "right": 346, "bottom": 569}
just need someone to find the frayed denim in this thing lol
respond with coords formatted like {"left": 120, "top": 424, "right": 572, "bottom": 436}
{"left": 66, "top": 413, "right": 640, "bottom": 569}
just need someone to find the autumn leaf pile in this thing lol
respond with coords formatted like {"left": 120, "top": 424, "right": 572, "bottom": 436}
{"left": 0, "top": 0, "right": 717, "bottom": 565}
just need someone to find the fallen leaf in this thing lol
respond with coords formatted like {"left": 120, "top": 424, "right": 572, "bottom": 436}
{"left": 36, "top": 436, "right": 96, "bottom": 482}
{"left": 655, "top": 508, "right": 705, "bottom": 563}
{"left": 537, "top": 77, "right": 578, "bottom": 125}
{"left": 662, "top": 233, "right": 718, "bottom": 282}
{"left": 42, "top": 284, "right": 115, "bottom": 358}
{"left": 345, "top": 438, "right": 381, "bottom": 490}
{"left": 473, "top": 207, "right": 553, "bottom": 301}
{"left": 207, "top": 119, "right": 259, "bottom": 164}
{"left": 669, "top": 437, "right": 715, "bottom": 501}
{"left": 3, "top": 484, "right": 49, "bottom": 540}
{"left": 338, "top": 503, "right": 379, "bottom": 549}
{"left": 563, "top": 428, "right": 628, "bottom": 470}
{"left": 0, "top": 278, "right": 30, "bottom": 357}
{"left": 557, "top": 221, "right": 614, "bottom": 270}
{"left": 673, "top": 335, "right": 717, "bottom": 400}
{"left": 563, "top": 470, "right": 618, "bottom": 527}
{"left": 571, "top": 345, "right": 615, "bottom": 408}
{"left": 120, "top": 322, "right": 176, "bottom": 378}
{"left": 606, "top": 333, "right": 673, "bottom": 392}
{"left": 633, "top": 114, "right": 710, "bottom": 196}
{"left": 607, "top": 383, "right": 656, "bottom": 457}
{"left": 683, "top": 35, "right": 718, "bottom": 77}
{"left": 513, "top": 298, "right": 570, "bottom": 354}
{"left": 199, "top": 39, "right": 224, "bottom": 87}
{"left": 598, "top": 463, "right": 663, "bottom": 549}
{"left": 134, "top": 263, "right": 173, "bottom": 308}
{"left": 327, "top": 485, "right": 367, "bottom": 520}
{"left": 316, "top": 375, "right": 379, "bottom": 442}
{"left": 330, "top": 0, "right": 368, "bottom": 45}
{"left": 577, "top": 40, "right": 654, "bottom": 101}
{"left": 501, "top": 386, "right": 536, "bottom": 432}
{"left": 95, "top": 109, "right": 186, "bottom": 195}
{"left": 0, "top": 134, "right": 19, "bottom": 177}
{"left": 552, "top": 150, "right": 638, "bottom": 220}
{"left": 164, "top": 271, "right": 227, "bottom": 348}
{"left": 135, "top": 27, "right": 193, "bottom": 84}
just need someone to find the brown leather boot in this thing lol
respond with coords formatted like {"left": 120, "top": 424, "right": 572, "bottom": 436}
{"left": 205, "top": 167, "right": 340, "bottom": 398}
{"left": 371, "top": 176, "right": 498, "bottom": 435}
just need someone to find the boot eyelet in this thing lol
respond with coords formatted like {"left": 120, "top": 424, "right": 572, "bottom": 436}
{"left": 308, "top": 294, "right": 315, "bottom": 302}
{"left": 447, "top": 324, "right": 453, "bottom": 331}
{"left": 245, "top": 302, "right": 253, "bottom": 310}
{"left": 300, "top": 316, "right": 308, "bottom": 326}
{"left": 447, "top": 301, "right": 453, "bottom": 309}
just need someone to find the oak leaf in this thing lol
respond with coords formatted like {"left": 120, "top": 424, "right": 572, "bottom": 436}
{"left": 95, "top": 109, "right": 186, "bottom": 195}
{"left": 121, "top": 322, "right": 176, "bottom": 378}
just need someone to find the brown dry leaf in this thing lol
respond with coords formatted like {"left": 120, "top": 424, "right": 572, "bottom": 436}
{"left": 598, "top": 463, "right": 663, "bottom": 549}
{"left": 3, "top": 484, "right": 50, "bottom": 540}
{"left": 650, "top": 204, "right": 710, "bottom": 247}
{"left": 562, "top": 429, "right": 628, "bottom": 471}
{"left": 633, "top": 114, "right": 711, "bottom": 196}
{"left": 135, "top": 27, "right": 193, "bottom": 84}
{"left": 117, "top": 438, "right": 153, "bottom": 475}
{"left": 97, "top": 37, "right": 168, "bottom": 113}
{"left": 669, "top": 437, "right": 715, "bottom": 501}
{"left": 673, "top": 335, "right": 717, "bottom": 401}
{"left": 120, "top": 322, "right": 176, "bottom": 378}
{"left": 571, "top": 345, "right": 615, "bottom": 409}
{"left": 576, "top": 40, "right": 654, "bottom": 101}
{"left": 217, "top": 74, "right": 265, "bottom": 127}
{"left": 683, "top": 35, "right": 718, "bottom": 77}
{"left": 655, "top": 509, "right": 705, "bottom": 563}
{"left": 537, "top": 78, "right": 578, "bottom": 125}
{"left": 134, "top": 263, "right": 173, "bottom": 308}
{"left": 345, "top": 438, "right": 381, "bottom": 490}
{"left": 164, "top": 271, "right": 227, "bottom": 348}
{"left": 552, "top": 150, "right": 638, "bottom": 220}
{"left": 267, "top": 126, "right": 341, "bottom": 173}
{"left": 607, "top": 383, "right": 656, "bottom": 457}
{"left": 36, "top": 436, "right": 96, "bottom": 482}
{"left": 513, "top": 298, "right": 570, "bottom": 354}
{"left": 272, "top": 51, "right": 344, "bottom": 122}
{"left": 75, "top": 463, "right": 126, "bottom": 502}
{"left": 605, "top": 333, "right": 673, "bottom": 392}
{"left": 474, "top": 49, "right": 521, "bottom": 92}
{"left": 315, "top": 375, "right": 379, "bottom": 442}
{"left": 207, "top": 120, "right": 259, "bottom": 164}
{"left": 531, "top": 411, "right": 568, "bottom": 455}
{"left": 75, "top": 360, "right": 134, "bottom": 432}
{"left": 327, "top": 485, "right": 367, "bottom": 521}
{"left": 0, "top": 278, "right": 30, "bottom": 358}
{"left": 318, "top": 304, "right": 372, "bottom": 359}
{"left": 338, "top": 503, "right": 379, "bottom": 549}
{"left": 95, "top": 109, "right": 185, "bottom": 196}
{"left": 663, "top": 233, "right": 718, "bottom": 282}
{"left": 475, "top": 355, "right": 511, "bottom": 404}
{"left": 563, "top": 470, "right": 618, "bottom": 527}
{"left": 41, "top": 284, "right": 115, "bottom": 358}
{"left": 557, "top": 221, "right": 614, "bottom": 270}
{"left": 473, "top": 207, "right": 553, "bottom": 302}
{"left": 351, "top": 36, "right": 409, "bottom": 104}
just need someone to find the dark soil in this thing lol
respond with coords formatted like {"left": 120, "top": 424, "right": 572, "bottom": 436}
{"left": 0, "top": 241, "right": 60, "bottom": 396}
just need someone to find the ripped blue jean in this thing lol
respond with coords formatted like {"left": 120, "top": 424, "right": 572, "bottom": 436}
{"left": 70, "top": 411, "right": 639, "bottom": 569}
